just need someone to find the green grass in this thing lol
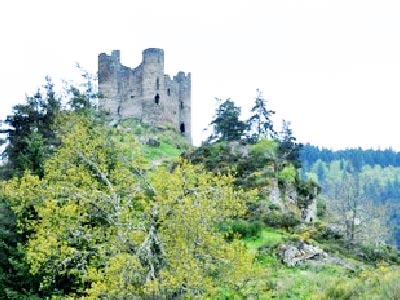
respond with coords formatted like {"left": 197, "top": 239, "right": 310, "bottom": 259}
{"left": 239, "top": 226, "right": 365, "bottom": 299}
{"left": 118, "top": 118, "right": 191, "bottom": 161}
{"left": 268, "top": 267, "right": 341, "bottom": 299}
{"left": 142, "top": 142, "right": 182, "bottom": 160}
{"left": 244, "top": 227, "right": 288, "bottom": 254}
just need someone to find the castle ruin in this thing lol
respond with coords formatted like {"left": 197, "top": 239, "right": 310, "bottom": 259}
{"left": 98, "top": 48, "right": 191, "bottom": 141}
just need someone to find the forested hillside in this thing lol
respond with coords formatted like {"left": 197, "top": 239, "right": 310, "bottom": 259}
{"left": 301, "top": 145, "right": 400, "bottom": 248}
{"left": 0, "top": 81, "right": 399, "bottom": 299}
{"left": 301, "top": 144, "right": 400, "bottom": 169}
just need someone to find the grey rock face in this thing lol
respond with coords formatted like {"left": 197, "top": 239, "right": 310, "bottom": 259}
{"left": 284, "top": 246, "right": 300, "bottom": 267}
{"left": 98, "top": 49, "right": 191, "bottom": 143}
{"left": 279, "top": 242, "right": 326, "bottom": 266}
{"left": 147, "top": 137, "right": 160, "bottom": 147}
{"left": 228, "top": 141, "right": 249, "bottom": 158}
{"left": 269, "top": 179, "right": 282, "bottom": 209}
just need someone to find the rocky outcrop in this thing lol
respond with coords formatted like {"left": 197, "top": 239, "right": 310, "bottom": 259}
{"left": 146, "top": 137, "right": 160, "bottom": 147}
{"left": 228, "top": 141, "right": 249, "bottom": 158}
{"left": 285, "top": 185, "right": 297, "bottom": 205}
{"left": 301, "top": 197, "right": 317, "bottom": 223}
{"left": 278, "top": 241, "right": 327, "bottom": 267}
{"left": 266, "top": 177, "right": 318, "bottom": 224}
{"left": 269, "top": 179, "right": 282, "bottom": 209}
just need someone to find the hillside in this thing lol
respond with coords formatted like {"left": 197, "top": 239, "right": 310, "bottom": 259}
{"left": 0, "top": 85, "right": 399, "bottom": 299}
{"left": 300, "top": 145, "right": 400, "bottom": 248}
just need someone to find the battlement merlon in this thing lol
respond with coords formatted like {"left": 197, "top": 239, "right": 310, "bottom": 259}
{"left": 111, "top": 50, "right": 120, "bottom": 62}
{"left": 173, "top": 72, "right": 191, "bottom": 87}
{"left": 98, "top": 50, "right": 121, "bottom": 64}
{"left": 141, "top": 48, "right": 164, "bottom": 69}
{"left": 98, "top": 50, "right": 122, "bottom": 84}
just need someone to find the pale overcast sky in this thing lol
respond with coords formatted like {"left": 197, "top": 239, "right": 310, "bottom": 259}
{"left": 1, "top": 0, "right": 400, "bottom": 149}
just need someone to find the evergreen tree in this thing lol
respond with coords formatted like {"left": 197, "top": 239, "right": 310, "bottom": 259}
{"left": 247, "top": 89, "right": 275, "bottom": 142}
{"left": 66, "top": 65, "right": 98, "bottom": 113}
{"left": 0, "top": 197, "right": 42, "bottom": 299}
{"left": 207, "top": 98, "right": 248, "bottom": 142}
{"left": 277, "top": 120, "right": 302, "bottom": 169}
{"left": 0, "top": 77, "right": 61, "bottom": 179}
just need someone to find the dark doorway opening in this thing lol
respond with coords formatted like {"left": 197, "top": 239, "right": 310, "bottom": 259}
{"left": 167, "top": 88, "right": 171, "bottom": 96}
{"left": 154, "top": 93, "right": 160, "bottom": 104}
{"left": 180, "top": 123, "right": 185, "bottom": 134}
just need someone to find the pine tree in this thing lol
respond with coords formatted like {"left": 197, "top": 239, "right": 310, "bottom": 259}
{"left": 207, "top": 98, "right": 248, "bottom": 142}
{"left": 277, "top": 120, "right": 302, "bottom": 170}
{"left": 0, "top": 77, "right": 61, "bottom": 179}
{"left": 247, "top": 89, "right": 275, "bottom": 142}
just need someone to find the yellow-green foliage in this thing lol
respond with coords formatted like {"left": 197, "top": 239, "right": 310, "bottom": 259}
{"left": 278, "top": 165, "right": 297, "bottom": 184}
{"left": 151, "top": 164, "right": 252, "bottom": 288}
{"left": 2, "top": 113, "right": 399, "bottom": 299}
{"left": 249, "top": 138, "right": 277, "bottom": 161}
{"left": 322, "top": 265, "right": 400, "bottom": 300}
{"left": 1, "top": 114, "right": 258, "bottom": 299}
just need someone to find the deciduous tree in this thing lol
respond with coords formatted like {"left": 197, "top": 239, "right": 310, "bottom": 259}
{"left": 2, "top": 115, "right": 257, "bottom": 299}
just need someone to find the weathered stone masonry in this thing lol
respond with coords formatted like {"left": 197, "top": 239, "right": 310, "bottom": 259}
{"left": 98, "top": 48, "right": 191, "bottom": 141}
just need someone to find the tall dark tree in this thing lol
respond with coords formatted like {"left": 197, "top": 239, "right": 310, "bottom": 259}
{"left": 0, "top": 77, "right": 61, "bottom": 179}
{"left": 247, "top": 89, "right": 275, "bottom": 142}
{"left": 277, "top": 120, "right": 302, "bottom": 169}
{"left": 0, "top": 197, "right": 42, "bottom": 299}
{"left": 66, "top": 64, "right": 98, "bottom": 112}
{"left": 207, "top": 98, "right": 248, "bottom": 142}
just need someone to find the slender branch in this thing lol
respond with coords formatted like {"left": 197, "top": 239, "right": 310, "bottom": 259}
{"left": 77, "top": 151, "right": 119, "bottom": 210}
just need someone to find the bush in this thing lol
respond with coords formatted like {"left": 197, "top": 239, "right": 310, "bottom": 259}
{"left": 324, "top": 280, "right": 360, "bottom": 300}
{"left": 323, "top": 267, "right": 400, "bottom": 300}
{"left": 219, "top": 220, "right": 263, "bottom": 239}
{"left": 357, "top": 244, "right": 400, "bottom": 264}
{"left": 263, "top": 211, "right": 301, "bottom": 229}
{"left": 277, "top": 165, "right": 297, "bottom": 184}
{"left": 313, "top": 224, "right": 344, "bottom": 241}
{"left": 268, "top": 203, "right": 281, "bottom": 211}
{"left": 378, "top": 276, "right": 400, "bottom": 300}
{"left": 317, "top": 196, "right": 327, "bottom": 218}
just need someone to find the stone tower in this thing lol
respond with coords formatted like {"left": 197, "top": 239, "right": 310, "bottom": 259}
{"left": 98, "top": 48, "right": 191, "bottom": 141}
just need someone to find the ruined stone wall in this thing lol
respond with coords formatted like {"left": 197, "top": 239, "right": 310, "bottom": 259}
{"left": 98, "top": 48, "right": 191, "bottom": 142}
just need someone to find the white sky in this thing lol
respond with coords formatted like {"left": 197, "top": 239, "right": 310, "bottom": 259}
{"left": 1, "top": 0, "right": 400, "bottom": 149}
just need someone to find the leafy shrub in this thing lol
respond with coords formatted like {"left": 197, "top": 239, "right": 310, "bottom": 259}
{"left": 313, "top": 224, "right": 344, "bottom": 241}
{"left": 219, "top": 220, "right": 263, "bottom": 239}
{"left": 317, "top": 196, "right": 327, "bottom": 217}
{"left": 268, "top": 203, "right": 281, "bottom": 211}
{"left": 324, "top": 280, "right": 360, "bottom": 300}
{"left": 263, "top": 211, "right": 301, "bottom": 229}
{"left": 277, "top": 165, "right": 297, "bottom": 184}
{"left": 357, "top": 244, "right": 400, "bottom": 264}
{"left": 323, "top": 266, "right": 400, "bottom": 300}
{"left": 378, "top": 276, "right": 400, "bottom": 300}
